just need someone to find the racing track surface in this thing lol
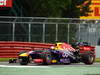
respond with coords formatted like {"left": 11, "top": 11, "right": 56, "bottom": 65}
{"left": 0, "top": 62, "right": 100, "bottom": 75}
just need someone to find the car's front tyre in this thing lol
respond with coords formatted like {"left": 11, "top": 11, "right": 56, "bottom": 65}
{"left": 19, "top": 57, "right": 29, "bottom": 65}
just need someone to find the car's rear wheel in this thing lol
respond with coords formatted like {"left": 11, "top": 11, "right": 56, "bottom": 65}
{"left": 82, "top": 54, "right": 95, "bottom": 65}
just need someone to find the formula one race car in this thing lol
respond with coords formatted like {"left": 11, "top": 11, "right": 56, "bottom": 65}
{"left": 9, "top": 42, "right": 95, "bottom": 65}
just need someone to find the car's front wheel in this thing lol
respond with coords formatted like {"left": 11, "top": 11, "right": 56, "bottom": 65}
{"left": 19, "top": 57, "right": 29, "bottom": 65}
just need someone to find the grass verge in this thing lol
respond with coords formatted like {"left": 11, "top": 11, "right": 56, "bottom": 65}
{"left": 0, "top": 58, "right": 16, "bottom": 62}
{"left": 95, "top": 58, "right": 100, "bottom": 62}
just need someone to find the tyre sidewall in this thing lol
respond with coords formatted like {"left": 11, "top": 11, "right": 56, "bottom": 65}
{"left": 82, "top": 54, "right": 95, "bottom": 65}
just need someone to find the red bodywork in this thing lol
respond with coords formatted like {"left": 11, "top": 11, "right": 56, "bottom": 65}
{"left": 60, "top": 43, "right": 76, "bottom": 51}
{"left": 33, "top": 59, "right": 43, "bottom": 63}
{"left": 79, "top": 45, "right": 95, "bottom": 54}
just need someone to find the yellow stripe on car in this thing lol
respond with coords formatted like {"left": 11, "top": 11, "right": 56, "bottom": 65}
{"left": 51, "top": 60, "right": 57, "bottom": 63}
{"left": 19, "top": 53, "right": 29, "bottom": 57}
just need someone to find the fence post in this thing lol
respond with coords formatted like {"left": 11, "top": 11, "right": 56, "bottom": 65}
{"left": 43, "top": 23, "right": 45, "bottom": 43}
{"left": 12, "top": 23, "right": 15, "bottom": 41}
{"left": 55, "top": 23, "right": 58, "bottom": 41}
{"left": 28, "top": 23, "right": 31, "bottom": 42}
{"left": 78, "top": 24, "right": 81, "bottom": 42}
{"left": 67, "top": 24, "right": 70, "bottom": 43}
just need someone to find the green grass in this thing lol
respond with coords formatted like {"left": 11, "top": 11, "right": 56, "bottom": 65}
{"left": 95, "top": 58, "right": 100, "bottom": 62}
{"left": 0, "top": 58, "right": 16, "bottom": 62}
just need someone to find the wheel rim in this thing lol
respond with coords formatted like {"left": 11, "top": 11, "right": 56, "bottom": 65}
{"left": 89, "top": 56, "right": 94, "bottom": 63}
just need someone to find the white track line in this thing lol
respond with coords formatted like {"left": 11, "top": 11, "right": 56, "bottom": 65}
{"left": 0, "top": 65, "right": 50, "bottom": 68}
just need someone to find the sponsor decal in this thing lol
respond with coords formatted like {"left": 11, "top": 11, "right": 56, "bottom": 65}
{"left": 0, "top": 0, "right": 12, "bottom": 7}
{"left": 80, "top": 0, "right": 100, "bottom": 19}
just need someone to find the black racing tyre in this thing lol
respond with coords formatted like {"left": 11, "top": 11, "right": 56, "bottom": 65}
{"left": 19, "top": 57, "right": 29, "bottom": 65}
{"left": 82, "top": 54, "right": 95, "bottom": 65}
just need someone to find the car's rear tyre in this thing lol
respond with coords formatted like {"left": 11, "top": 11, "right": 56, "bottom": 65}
{"left": 82, "top": 54, "right": 95, "bottom": 65}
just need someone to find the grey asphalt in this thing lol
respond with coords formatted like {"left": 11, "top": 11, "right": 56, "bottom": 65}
{"left": 0, "top": 62, "right": 100, "bottom": 75}
{"left": 0, "top": 61, "right": 100, "bottom": 67}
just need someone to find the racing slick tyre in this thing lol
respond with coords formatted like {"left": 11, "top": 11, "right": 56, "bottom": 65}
{"left": 19, "top": 57, "right": 29, "bottom": 65}
{"left": 82, "top": 54, "right": 95, "bottom": 65}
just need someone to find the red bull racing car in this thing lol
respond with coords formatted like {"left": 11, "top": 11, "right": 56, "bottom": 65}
{"left": 9, "top": 42, "right": 95, "bottom": 65}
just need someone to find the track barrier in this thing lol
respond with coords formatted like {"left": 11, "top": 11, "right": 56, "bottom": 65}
{"left": 0, "top": 41, "right": 54, "bottom": 58}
